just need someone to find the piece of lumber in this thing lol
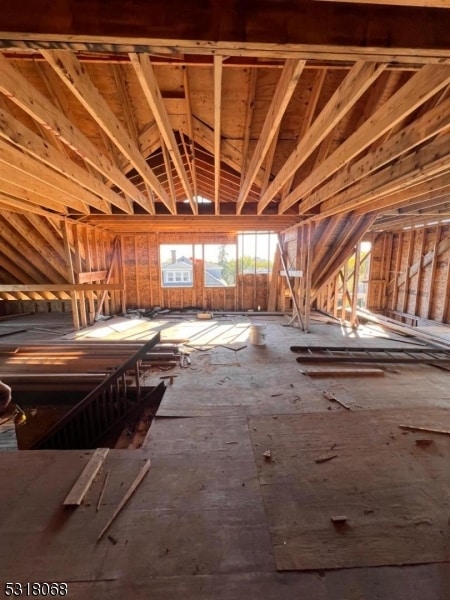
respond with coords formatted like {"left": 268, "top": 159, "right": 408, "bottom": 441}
{"left": 97, "top": 458, "right": 151, "bottom": 542}
{"left": 96, "top": 469, "right": 110, "bottom": 512}
{"left": 64, "top": 448, "right": 109, "bottom": 507}
{"left": 323, "top": 390, "right": 351, "bottom": 410}
{"left": 301, "top": 367, "right": 385, "bottom": 377}
{"left": 315, "top": 454, "right": 338, "bottom": 463}
{"left": 399, "top": 425, "right": 450, "bottom": 435}
{"left": 77, "top": 270, "right": 108, "bottom": 284}
{"left": 331, "top": 515, "right": 348, "bottom": 523}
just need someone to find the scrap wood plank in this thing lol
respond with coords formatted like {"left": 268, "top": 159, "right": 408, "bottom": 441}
{"left": 399, "top": 425, "right": 450, "bottom": 435}
{"left": 300, "top": 367, "right": 385, "bottom": 377}
{"left": 64, "top": 448, "right": 109, "bottom": 506}
{"left": 323, "top": 390, "right": 351, "bottom": 410}
{"left": 97, "top": 458, "right": 151, "bottom": 542}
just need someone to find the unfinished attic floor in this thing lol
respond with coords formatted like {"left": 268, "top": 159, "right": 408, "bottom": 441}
{"left": 1, "top": 314, "right": 450, "bottom": 599}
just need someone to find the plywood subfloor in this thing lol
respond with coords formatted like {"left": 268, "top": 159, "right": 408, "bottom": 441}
{"left": 2, "top": 314, "right": 450, "bottom": 598}
{"left": 249, "top": 408, "right": 450, "bottom": 571}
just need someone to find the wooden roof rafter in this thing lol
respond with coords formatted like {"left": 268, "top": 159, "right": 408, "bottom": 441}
{"left": 40, "top": 50, "right": 164, "bottom": 215}
{"left": 0, "top": 54, "right": 142, "bottom": 214}
{"left": 130, "top": 53, "right": 195, "bottom": 215}
{"left": 236, "top": 59, "right": 305, "bottom": 214}
{"left": 257, "top": 61, "right": 386, "bottom": 214}
{"left": 291, "top": 64, "right": 450, "bottom": 216}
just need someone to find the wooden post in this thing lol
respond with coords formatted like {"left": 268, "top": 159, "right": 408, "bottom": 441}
{"left": 341, "top": 262, "right": 349, "bottom": 322}
{"left": 268, "top": 245, "right": 281, "bottom": 312}
{"left": 382, "top": 232, "right": 393, "bottom": 310}
{"left": 333, "top": 273, "right": 340, "bottom": 319}
{"left": 83, "top": 227, "right": 96, "bottom": 324}
{"left": 304, "top": 223, "right": 313, "bottom": 332}
{"left": 61, "top": 220, "right": 80, "bottom": 330}
{"left": 95, "top": 239, "right": 120, "bottom": 320}
{"left": 73, "top": 224, "right": 88, "bottom": 328}
{"left": 443, "top": 248, "right": 450, "bottom": 324}
{"left": 119, "top": 236, "right": 127, "bottom": 314}
{"left": 350, "top": 242, "right": 361, "bottom": 328}
{"left": 427, "top": 226, "right": 441, "bottom": 320}
{"left": 392, "top": 231, "right": 404, "bottom": 312}
{"left": 277, "top": 234, "right": 304, "bottom": 329}
{"left": 102, "top": 232, "right": 111, "bottom": 316}
{"left": 402, "top": 230, "right": 416, "bottom": 314}
{"left": 414, "top": 229, "right": 426, "bottom": 317}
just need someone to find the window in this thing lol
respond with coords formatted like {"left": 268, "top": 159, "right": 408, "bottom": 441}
{"left": 203, "top": 244, "right": 237, "bottom": 287}
{"left": 160, "top": 244, "right": 194, "bottom": 288}
{"left": 237, "top": 233, "right": 277, "bottom": 275}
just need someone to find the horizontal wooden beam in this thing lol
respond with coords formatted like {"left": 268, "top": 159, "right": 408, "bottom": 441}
{"left": 83, "top": 215, "right": 299, "bottom": 233}
{"left": 77, "top": 270, "right": 108, "bottom": 284}
{"left": 0, "top": 284, "right": 124, "bottom": 292}
{"left": 1, "top": 1, "right": 450, "bottom": 63}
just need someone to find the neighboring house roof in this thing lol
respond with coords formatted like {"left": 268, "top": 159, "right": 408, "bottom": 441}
{"left": 205, "top": 272, "right": 228, "bottom": 287}
{"left": 162, "top": 256, "right": 193, "bottom": 270}
{"left": 162, "top": 255, "right": 227, "bottom": 285}
{"left": 162, "top": 256, "right": 223, "bottom": 271}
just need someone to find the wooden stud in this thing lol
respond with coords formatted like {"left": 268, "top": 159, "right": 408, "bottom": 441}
{"left": 73, "top": 224, "right": 88, "bottom": 328}
{"left": 427, "top": 226, "right": 441, "bottom": 319}
{"left": 83, "top": 227, "right": 96, "bottom": 324}
{"left": 350, "top": 242, "right": 361, "bottom": 327}
{"left": 413, "top": 229, "right": 427, "bottom": 317}
{"left": 402, "top": 230, "right": 416, "bottom": 314}
{"left": 213, "top": 55, "right": 223, "bottom": 216}
{"left": 62, "top": 220, "right": 80, "bottom": 331}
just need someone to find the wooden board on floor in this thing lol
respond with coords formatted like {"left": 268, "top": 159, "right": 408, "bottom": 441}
{"left": 64, "top": 448, "right": 110, "bottom": 506}
{"left": 300, "top": 367, "right": 385, "bottom": 377}
{"left": 248, "top": 408, "right": 450, "bottom": 571}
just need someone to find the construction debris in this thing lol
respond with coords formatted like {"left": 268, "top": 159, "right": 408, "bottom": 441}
{"left": 64, "top": 448, "right": 109, "bottom": 507}
{"left": 96, "top": 469, "right": 110, "bottom": 512}
{"left": 97, "top": 459, "right": 151, "bottom": 542}
{"left": 323, "top": 391, "right": 351, "bottom": 410}
{"left": 399, "top": 425, "right": 450, "bottom": 436}
{"left": 315, "top": 454, "right": 338, "bottom": 463}
{"left": 331, "top": 516, "right": 348, "bottom": 524}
